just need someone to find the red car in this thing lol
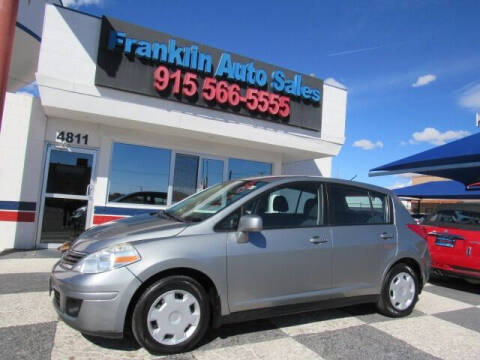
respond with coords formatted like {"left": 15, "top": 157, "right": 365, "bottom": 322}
{"left": 420, "top": 204, "right": 480, "bottom": 284}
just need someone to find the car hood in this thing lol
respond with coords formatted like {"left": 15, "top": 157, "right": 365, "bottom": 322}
{"left": 71, "top": 212, "right": 188, "bottom": 253}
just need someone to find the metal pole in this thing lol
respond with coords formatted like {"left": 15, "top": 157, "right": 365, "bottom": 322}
{"left": 0, "top": 0, "right": 19, "bottom": 132}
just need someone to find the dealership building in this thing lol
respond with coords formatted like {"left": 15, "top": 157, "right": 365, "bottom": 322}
{"left": 0, "top": 4, "right": 347, "bottom": 250}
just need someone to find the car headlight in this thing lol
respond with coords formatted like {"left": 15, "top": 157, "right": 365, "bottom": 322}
{"left": 73, "top": 243, "right": 141, "bottom": 274}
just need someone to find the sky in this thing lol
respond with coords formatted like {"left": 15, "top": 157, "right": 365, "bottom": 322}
{"left": 31, "top": 0, "right": 480, "bottom": 189}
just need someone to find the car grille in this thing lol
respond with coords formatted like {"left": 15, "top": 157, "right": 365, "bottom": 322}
{"left": 60, "top": 250, "right": 86, "bottom": 269}
{"left": 53, "top": 289, "right": 61, "bottom": 308}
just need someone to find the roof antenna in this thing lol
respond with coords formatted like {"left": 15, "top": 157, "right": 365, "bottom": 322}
{"left": 350, "top": 175, "right": 357, "bottom": 181}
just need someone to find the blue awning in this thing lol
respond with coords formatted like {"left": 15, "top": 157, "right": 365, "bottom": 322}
{"left": 394, "top": 180, "right": 480, "bottom": 199}
{"left": 370, "top": 132, "right": 480, "bottom": 188}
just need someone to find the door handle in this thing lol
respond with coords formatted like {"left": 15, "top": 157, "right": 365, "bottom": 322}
{"left": 380, "top": 232, "right": 393, "bottom": 240}
{"left": 310, "top": 236, "right": 328, "bottom": 244}
{"left": 86, "top": 184, "right": 94, "bottom": 197}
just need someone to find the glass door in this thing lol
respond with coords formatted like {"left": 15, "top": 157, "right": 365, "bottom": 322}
{"left": 172, "top": 153, "right": 199, "bottom": 203}
{"left": 170, "top": 153, "right": 226, "bottom": 203}
{"left": 200, "top": 158, "right": 224, "bottom": 189}
{"left": 37, "top": 145, "right": 97, "bottom": 245}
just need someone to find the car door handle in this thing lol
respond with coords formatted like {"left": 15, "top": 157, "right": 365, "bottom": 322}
{"left": 310, "top": 236, "right": 328, "bottom": 244}
{"left": 380, "top": 232, "right": 394, "bottom": 240}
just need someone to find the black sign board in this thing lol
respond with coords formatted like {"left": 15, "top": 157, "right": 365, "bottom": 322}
{"left": 95, "top": 16, "right": 323, "bottom": 131}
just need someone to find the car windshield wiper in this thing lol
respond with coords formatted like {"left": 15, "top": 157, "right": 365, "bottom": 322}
{"left": 184, "top": 216, "right": 203, "bottom": 223}
{"left": 161, "top": 211, "right": 185, "bottom": 223}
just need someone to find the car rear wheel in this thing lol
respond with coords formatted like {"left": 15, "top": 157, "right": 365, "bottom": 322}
{"left": 377, "top": 263, "right": 419, "bottom": 317}
{"left": 132, "top": 275, "right": 210, "bottom": 355}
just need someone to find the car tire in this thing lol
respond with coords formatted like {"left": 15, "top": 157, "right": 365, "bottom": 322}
{"left": 132, "top": 275, "right": 210, "bottom": 355}
{"left": 376, "top": 263, "right": 419, "bottom": 317}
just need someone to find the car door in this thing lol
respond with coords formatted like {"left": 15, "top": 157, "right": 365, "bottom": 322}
{"left": 327, "top": 184, "right": 396, "bottom": 296}
{"left": 225, "top": 182, "right": 333, "bottom": 313}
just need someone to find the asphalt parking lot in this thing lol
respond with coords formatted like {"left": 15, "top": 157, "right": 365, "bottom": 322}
{"left": 0, "top": 249, "right": 479, "bottom": 360}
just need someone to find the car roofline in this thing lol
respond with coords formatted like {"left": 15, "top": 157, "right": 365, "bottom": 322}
{"left": 238, "top": 175, "right": 393, "bottom": 195}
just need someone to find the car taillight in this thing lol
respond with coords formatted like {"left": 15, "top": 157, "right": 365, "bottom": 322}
{"left": 407, "top": 224, "right": 427, "bottom": 240}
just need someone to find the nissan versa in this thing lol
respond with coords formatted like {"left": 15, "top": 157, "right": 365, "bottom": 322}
{"left": 50, "top": 176, "right": 431, "bottom": 354}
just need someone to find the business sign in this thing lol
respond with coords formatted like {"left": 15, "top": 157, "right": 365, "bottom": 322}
{"left": 96, "top": 17, "right": 323, "bottom": 131}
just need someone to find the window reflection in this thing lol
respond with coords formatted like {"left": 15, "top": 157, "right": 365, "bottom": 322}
{"left": 46, "top": 150, "right": 93, "bottom": 195}
{"left": 108, "top": 143, "right": 170, "bottom": 205}
{"left": 228, "top": 158, "right": 272, "bottom": 180}
{"left": 172, "top": 153, "right": 199, "bottom": 202}
{"left": 107, "top": 143, "right": 274, "bottom": 206}
{"left": 40, "top": 198, "right": 88, "bottom": 243}
{"left": 201, "top": 158, "right": 224, "bottom": 189}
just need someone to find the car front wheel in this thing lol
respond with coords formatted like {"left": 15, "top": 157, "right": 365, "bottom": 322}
{"left": 132, "top": 275, "right": 210, "bottom": 355}
{"left": 377, "top": 263, "right": 419, "bottom": 317}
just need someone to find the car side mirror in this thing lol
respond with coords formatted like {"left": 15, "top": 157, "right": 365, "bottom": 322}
{"left": 236, "top": 215, "right": 263, "bottom": 243}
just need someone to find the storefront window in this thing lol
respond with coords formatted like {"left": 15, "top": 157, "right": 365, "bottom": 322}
{"left": 108, "top": 143, "right": 171, "bottom": 205}
{"left": 228, "top": 158, "right": 272, "bottom": 180}
{"left": 172, "top": 153, "right": 199, "bottom": 202}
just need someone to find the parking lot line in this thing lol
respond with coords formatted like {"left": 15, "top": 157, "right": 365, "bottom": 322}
{"left": 193, "top": 337, "right": 322, "bottom": 360}
{"left": 415, "top": 291, "right": 472, "bottom": 314}
{"left": 270, "top": 309, "right": 365, "bottom": 336}
{"left": 0, "top": 258, "right": 58, "bottom": 274}
{"left": 372, "top": 316, "right": 480, "bottom": 360}
{"left": 0, "top": 291, "right": 57, "bottom": 328}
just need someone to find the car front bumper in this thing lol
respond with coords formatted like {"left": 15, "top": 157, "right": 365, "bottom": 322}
{"left": 50, "top": 261, "right": 142, "bottom": 338}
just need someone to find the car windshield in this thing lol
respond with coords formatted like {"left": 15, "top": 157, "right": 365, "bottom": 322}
{"left": 164, "top": 179, "right": 270, "bottom": 222}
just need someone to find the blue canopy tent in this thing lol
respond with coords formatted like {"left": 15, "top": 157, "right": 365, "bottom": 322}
{"left": 369, "top": 132, "right": 480, "bottom": 189}
{"left": 394, "top": 180, "right": 480, "bottom": 199}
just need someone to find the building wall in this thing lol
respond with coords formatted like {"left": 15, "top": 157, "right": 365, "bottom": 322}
{"left": 9, "top": 0, "right": 62, "bottom": 91}
{"left": 412, "top": 175, "right": 447, "bottom": 185}
{"left": 282, "top": 157, "right": 332, "bottom": 177}
{"left": 0, "top": 93, "right": 46, "bottom": 250}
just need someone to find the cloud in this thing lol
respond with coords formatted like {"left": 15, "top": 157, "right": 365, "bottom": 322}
{"left": 324, "top": 77, "right": 346, "bottom": 89}
{"left": 412, "top": 74, "right": 436, "bottom": 88}
{"left": 62, "top": 0, "right": 101, "bottom": 8}
{"left": 353, "top": 139, "right": 384, "bottom": 150}
{"left": 409, "top": 127, "right": 470, "bottom": 146}
{"left": 389, "top": 173, "right": 417, "bottom": 190}
{"left": 349, "top": 56, "right": 479, "bottom": 97}
{"left": 389, "top": 180, "right": 412, "bottom": 190}
{"left": 458, "top": 83, "right": 480, "bottom": 111}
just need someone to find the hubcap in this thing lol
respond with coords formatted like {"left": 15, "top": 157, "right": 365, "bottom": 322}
{"left": 389, "top": 272, "right": 415, "bottom": 311}
{"left": 147, "top": 289, "right": 201, "bottom": 346}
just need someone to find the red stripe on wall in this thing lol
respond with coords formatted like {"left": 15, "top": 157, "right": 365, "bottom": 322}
{"left": 93, "top": 215, "right": 125, "bottom": 225}
{"left": 0, "top": 210, "right": 35, "bottom": 222}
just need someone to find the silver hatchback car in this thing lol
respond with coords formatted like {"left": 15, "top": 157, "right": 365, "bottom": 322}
{"left": 50, "top": 176, "right": 431, "bottom": 354}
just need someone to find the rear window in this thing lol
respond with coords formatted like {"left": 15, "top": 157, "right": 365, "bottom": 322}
{"left": 424, "top": 209, "right": 480, "bottom": 230}
{"left": 328, "top": 184, "right": 390, "bottom": 226}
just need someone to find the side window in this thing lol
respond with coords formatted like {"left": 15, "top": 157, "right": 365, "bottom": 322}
{"left": 328, "top": 184, "right": 390, "bottom": 226}
{"left": 215, "top": 209, "right": 241, "bottom": 231}
{"left": 369, "top": 191, "right": 389, "bottom": 224}
{"left": 244, "top": 183, "right": 322, "bottom": 229}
